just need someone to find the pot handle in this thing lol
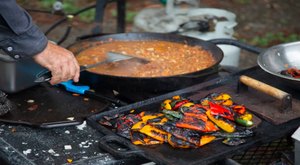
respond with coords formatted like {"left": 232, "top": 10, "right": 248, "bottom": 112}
{"left": 208, "top": 38, "right": 264, "bottom": 54}
{"left": 238, "top": 75, "right": 292, "bottom": 112}
{"left": 98, "top": 135, "right": 144, "bottom": 159}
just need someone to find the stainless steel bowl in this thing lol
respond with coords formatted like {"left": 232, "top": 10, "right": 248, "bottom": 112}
{"left": 257, "top": 41, "right": 300, "bottom": 89}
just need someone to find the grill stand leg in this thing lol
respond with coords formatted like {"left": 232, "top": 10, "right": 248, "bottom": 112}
{"left": 292, "top": 126, "right": 300, "bottom": 164}
{"left": 93, "top": 0, "right": 126, "bottom": 34}
{"left": 295, "top": 140, "right": 300, "bottom": 165}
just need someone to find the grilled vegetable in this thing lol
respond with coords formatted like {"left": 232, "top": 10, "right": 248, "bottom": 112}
{"left": 162, "top": 110, "right": 182, "bottom": 120}
{"left": 172, "top": 100, "right": 190, "bottom": 110}
{"left": 139, "top": 124, "right": 168, "bottom": 142}
{"left": 206, "top": 110, "right": 235, "bottom": 133}
{"left": 232, "top": 105, "right": 246, "bottom": 115}
{"left": 131, "top": 121, "right": 146, "bottom": 131}
{"left": 115, "top": 114, "right": 141, "bottom": 138}
{"left": 131, "top": 131, "right": 163, "bottom": 145}
{"left": 183, "top": 112, "right": 207, "bottom": 122}
{"left": 164, "top": 114, "right": 176, "bottom": 121}
{"left": 201, "top": 93, "right": 233, "bottom": 106}
{"left": 239, "top": 113, "right": 253, "bottom": 121}
{"left": 147, "top": 117, "right": 168, "bottom": 125}
{"left": 98, "top": 120, "right": 113, "bottom": 127}
{"left": 161, "top": 99, "right": 172, "bottom": 110}
{"left": 160, "top": 122, "right": 203, "bottom": 146}
{"left": 141, "top": 113, "right": 164, "bottom": 122}
{"left": 221, "top": 99, "right": 234, "bottom": 106}
{"left": 222, "top": 138, "right": 246, "bottom": 146}
{"left": 211, "top": 129, "right": 254, "bottom": 138}
{"left": 200, "top": 135, "right": 216, "bottom": 146}
{"left": 234, "top": 112, "right": 253, "bottom": 127}
{"left": 181, "top": 102, "right": 195, "bottom": 108}
{"left": 209, "top": 102, "right": 235, "bottom": 121}
{"left": 172, "top": 95, "right": 181, "bottom": 100}
{"left": 235, "top": 118, "right": 253, "bottom": 127}
{"left": 176, "top": 115, "right": 219, "bottom": 132}
{"left": 167, "top": 134, "right": 197, "bottom": 148}
{"left": 99, "top": 92, "right": 256, "bottom": 148}
{"left": 181, "top": 104, "right": 206, "bottom": 113}
{"left": 213, "top": 93, "right": 231, "bottom": 101}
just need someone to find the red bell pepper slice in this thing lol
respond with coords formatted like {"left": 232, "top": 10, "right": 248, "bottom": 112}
{"left": 232, "top": 105, "right": 246, "bottom": 115}
{"left": 172, "top": 100, "right": 190, "bottom": 110}
{"left": 208, "top": 102, "right": 234, "bottom": 121}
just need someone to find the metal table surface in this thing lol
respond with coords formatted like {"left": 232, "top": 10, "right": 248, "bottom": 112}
{"left": 0, "top": 122, "right": 126, "bottom": 165}
{"left": 0, "top": 85, "right": 146, "bottom": 165}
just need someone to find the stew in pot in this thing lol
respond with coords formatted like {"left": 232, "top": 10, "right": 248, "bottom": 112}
{"left": 76, "top": 40, "right": 216, "bottom": 77}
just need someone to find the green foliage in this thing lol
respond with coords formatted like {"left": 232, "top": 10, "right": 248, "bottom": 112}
{"left": 234, "top": 0, "right": 251, "bottom": 4}
{"left": 62, "top": 0, "right": 80, "bottom": 13}
{"left": 39, "top": 0, "right": 95, "bottom": 22}
{"left": 249, "top": 32, "right": 300, "bottom": 47}
{"left": 111, "top": 10, "right": 137, "bottom": 23}
{"left": 78, "top": 8, "right": 95, "bottom": 23}
{"left": 110, "top": 3, "right": 137, "bottom": 23}
{"left": 40, "top": 0, "right": 56, "bottom": 9}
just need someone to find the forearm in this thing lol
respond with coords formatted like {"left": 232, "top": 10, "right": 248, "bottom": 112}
{"left": 0, "top": 0, "right": 48, "bottom": 60}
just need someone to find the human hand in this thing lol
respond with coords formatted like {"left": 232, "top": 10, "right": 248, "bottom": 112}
{"left": 33, "top": 41, "right": 80, "bottom": 85}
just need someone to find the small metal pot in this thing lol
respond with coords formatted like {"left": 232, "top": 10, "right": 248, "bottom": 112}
{"left": 257, "top": 41, "right": 300, "bottom": 90}
{"left": 209, "top": 39, "right": 300, "bottom": 90}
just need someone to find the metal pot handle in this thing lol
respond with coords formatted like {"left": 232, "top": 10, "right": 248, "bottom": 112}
{"left": 98, "top": 135, "right": 144, "bottom": 158}
{"left": 208, "top": 38, "right": 264, "bottom": 54}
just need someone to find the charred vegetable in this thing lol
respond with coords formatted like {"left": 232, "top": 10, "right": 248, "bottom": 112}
{"left": 206, "top": 110, "right": 236, "bottom": 133}
{"left": 211, "top": 129, "right": 254, "bottom": 138}
{"left": 208, "top": 102, "right": 235, "bottom": 121}
{"left": 176, "top": 115, "right": 219, "bottom": 132}
{"left": 162, "top": 110, "right": 183, "bottom": 120}
{"left": 222, "top": 138, "right": 246, "bottom": 146}
{"left": 99, "top": 92, "right": 256, "bottom": 148}
{"left": 139, "top": 124, "right": 168, "bottom": 142}
{"left": 234, "top": 113, "right": 253, "bottom": 127}
{"left": 232, "top": 105, "right": 246, "bottom": 115}
{"left": 160, "top": 122, "right": 203, "bottom": 146}
{"left": 115, "top": 114, "right": 141, "bottom": 138}
{"left": 280, "top": 67, "right": 300, "bottom": 78}
{"left": 235, "top": 118, "right": 253, "bottom": 127}
{"left": 131, "top": 131, "right": 163, "bottom": 145}
{"left": 168, "top": 134, "right": 197, "bottom": 148}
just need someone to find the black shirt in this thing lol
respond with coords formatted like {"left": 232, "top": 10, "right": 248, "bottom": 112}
{"left": 0, "top": 0, "right": 48, "bottom": 60}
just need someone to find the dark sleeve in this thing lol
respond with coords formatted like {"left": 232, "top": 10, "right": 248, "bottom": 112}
{"left": 0, "top": 0, "right": 48, "bottom": 60}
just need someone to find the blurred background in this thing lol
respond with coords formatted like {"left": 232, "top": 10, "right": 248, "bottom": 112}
{"left": 17, "top": 0, "right": 300, "bottom": 69}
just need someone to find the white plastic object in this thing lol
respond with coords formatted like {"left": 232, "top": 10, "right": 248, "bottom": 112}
{"left": 133, "top": 6, "right": 241, "bottom": 67}
{"left": 184, "top": 8, "right": 241, "bottom": 67}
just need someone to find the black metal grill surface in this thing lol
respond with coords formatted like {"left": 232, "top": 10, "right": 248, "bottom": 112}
{"left": 88, "top": 66, "right": 300, "bottom": 165}
{"left": 231, "top": 136, "right": 294, "bottom": 164}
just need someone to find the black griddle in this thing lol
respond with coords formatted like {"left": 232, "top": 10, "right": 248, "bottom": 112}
{"left": 87, "top": 66, "right": 300, "bottom": 165}
{"left": 0, "top": 83, "right": 109, "bottom": 128}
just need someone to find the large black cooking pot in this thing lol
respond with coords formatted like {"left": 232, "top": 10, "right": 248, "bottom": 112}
{"left": 68, "top": 33, "right": 224, "bottom": 92}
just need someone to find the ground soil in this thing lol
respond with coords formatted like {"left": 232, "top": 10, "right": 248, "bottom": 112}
{"left": 22, "top": 0, "right": 300, "bottom": 69}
